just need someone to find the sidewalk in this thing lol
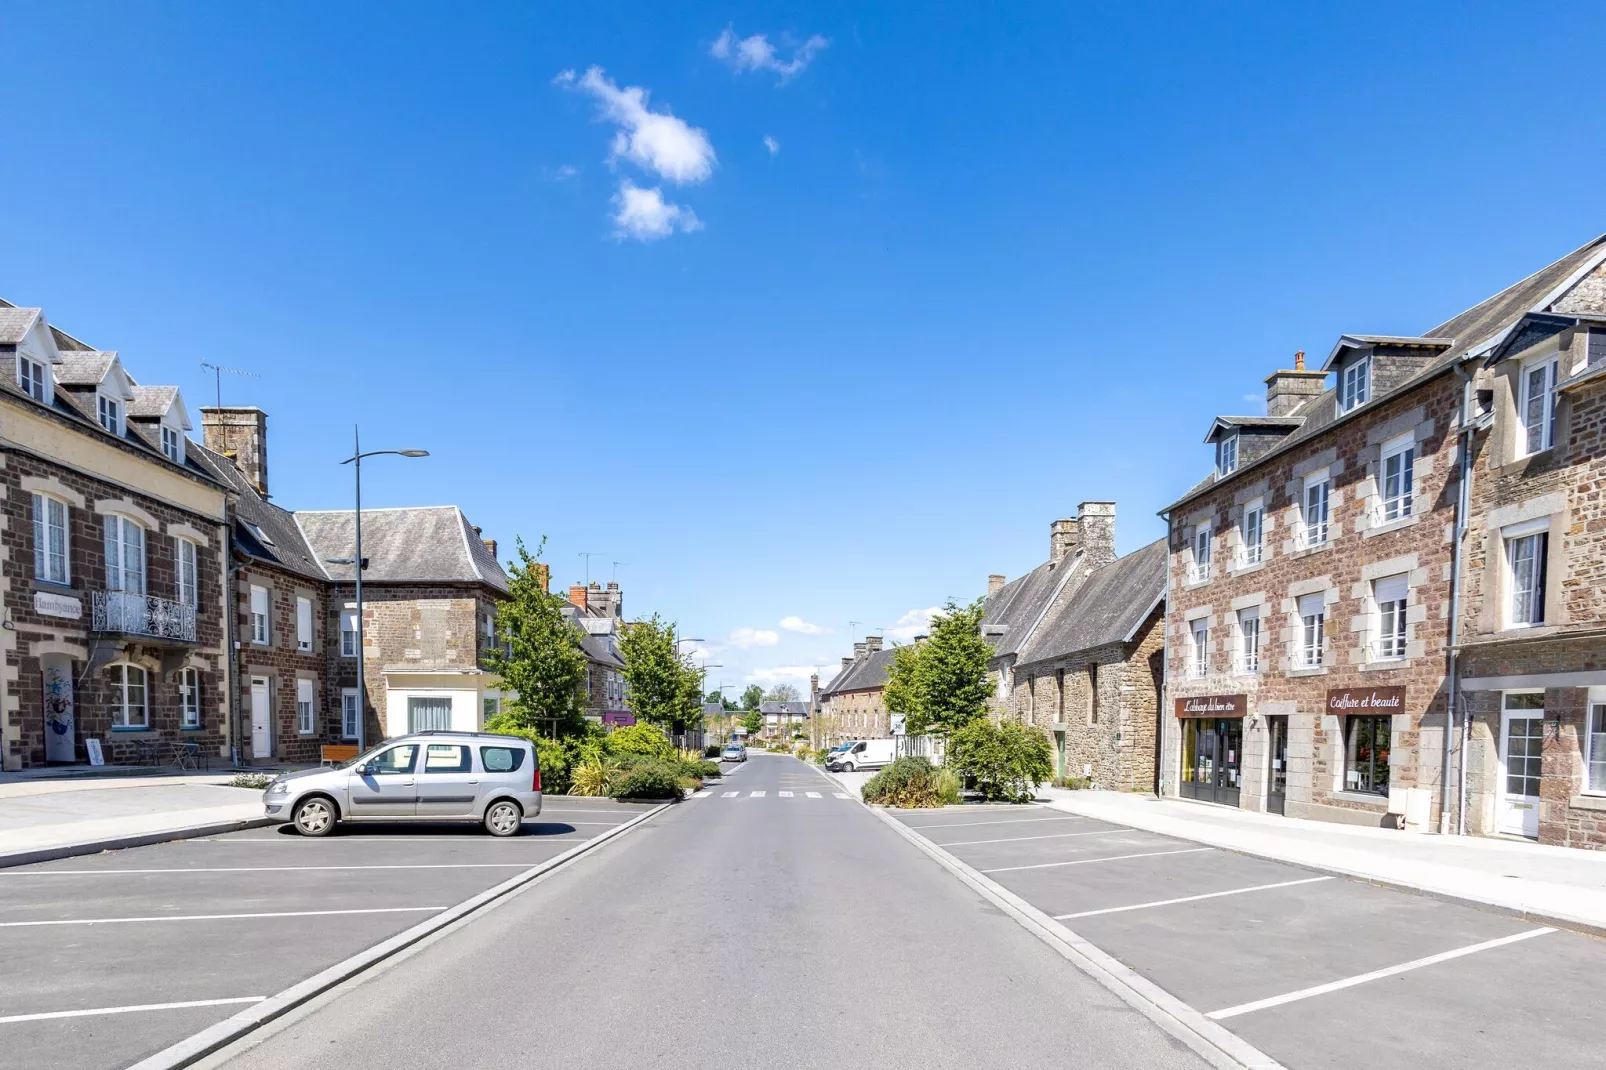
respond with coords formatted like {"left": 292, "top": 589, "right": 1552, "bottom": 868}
{"left": 0, "top": 772, "right": 271, "bottom": 867}
{"left": 1039, "top": 788, "right": 1606, "bottom": 934}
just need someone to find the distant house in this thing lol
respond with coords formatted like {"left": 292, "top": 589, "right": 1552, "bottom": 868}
{"left": 563, "top": 582, "right": 629, "bottom": 724}
{"left": 817, "top": 637, "right": 895, "bottom": 738}
{"left": 760, "top": 700, "right": 809, "bottom": 738}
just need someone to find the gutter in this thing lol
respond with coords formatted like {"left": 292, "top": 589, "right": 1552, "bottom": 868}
{"left": 1442, "top": 364, "right": 1474, "bottom": 836}
{"left": 224, "top": 504, "right": 242, "bottom": 767}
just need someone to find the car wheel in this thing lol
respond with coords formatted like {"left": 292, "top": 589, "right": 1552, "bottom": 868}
{"left": 842, "top": 762, "right": 855, "bottom": 773}
{"left": 483, "top": 799, "right": 523, "bottom": 837}
{"left": 292, "top": 796, "right": 337, "bottom": 837}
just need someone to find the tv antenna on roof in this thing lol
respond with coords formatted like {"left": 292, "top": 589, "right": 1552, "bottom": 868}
{"left": 199, "top": 361, "right": 259, "bottom": 408}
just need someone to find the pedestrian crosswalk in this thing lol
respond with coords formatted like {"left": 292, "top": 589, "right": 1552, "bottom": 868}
{"left": 691, "top": 788, "right": 854, "bottom": 801}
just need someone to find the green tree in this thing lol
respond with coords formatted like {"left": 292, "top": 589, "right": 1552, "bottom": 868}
{"left": 882, "top": 644, "right": 922, "bottom": 722}
{"left": 619, "top": 615, "right": 705, "bottom": 735}
{"left": 764, "top": 683, "right": 800, "bottom": 702}
{"left": 741, "top": 684, "right": 764, "bottom": 711}
{"left": 899, "top": 599, "right": 992, "bottom": 742}
{"left": 742, "top": 708, "right": 764, "bottom": 736}
{"left": 482, "top": 537, "right": 588, "bottom": 738}
{"left": 948, "top": 719, "right": 1053, "bottom": 802}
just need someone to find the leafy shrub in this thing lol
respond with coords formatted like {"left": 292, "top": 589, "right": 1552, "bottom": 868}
{"left": 569, "top": 759, "right": 612, "bottom": 797}
{"left": 684, "top": 759, "right": 720, "bottom": 779}
{"left": 607, "top": 758, "right": 685, "bottom": 800}
{"left": 482, "top": 714, "right": 572, "bottom": 794}
{"left": 703, "top": 744, "right": 722, "bottom": 758}
{"left": 948, "top": 720, "right": 1054, "bottom": 803}
{"left": 605, "top": 723, "right": 676, "bottom": 759}
{"left": 1052, "top": 774, "right": 1092, "bottom": 790}
{"left": 231, "top": 773, "right": 275, "bottom": 790}
{"left": 861, "top": 756, "right": 945, "bottom": 808}
{"left": 935, "top": 767, "right": 963, "bottom": 806}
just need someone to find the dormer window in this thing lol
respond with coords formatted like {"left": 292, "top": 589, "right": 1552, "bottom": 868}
{"left": 161, "top": 425, "right": 185, "bottom": 464}
{"left": 1217, "top": 433, "right": 1238, "bottom": 477}
{"left": 17, "top": 354, "right": 49, "bottom": 403}
{"left": 1339, "top": 356, "right": 1371, "bottom": 412}
{"left": 97, "top": 393, "right": 122, "bottom": 435}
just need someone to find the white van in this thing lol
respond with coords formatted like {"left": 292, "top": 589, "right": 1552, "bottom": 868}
{"left": 827, "top": 738, "right": 896, "bottom": 772}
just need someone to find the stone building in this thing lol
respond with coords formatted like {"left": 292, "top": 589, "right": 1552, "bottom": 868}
{"left": 1160, "top": 233, "right": 1606, "bottom": 841}
{"left": 565, "top": 582, "right": 628, "bottom": 724}
{"left": 817, "top": 636, "right": 893, "bottom": 738}
{"left": 760, "top": 699, "right": 809, "bottom": 738}
{"left": 0, "top": 303, "right": 230, "bottom": 768}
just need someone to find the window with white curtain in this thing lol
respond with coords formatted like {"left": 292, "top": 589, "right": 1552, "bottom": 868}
{"left": 1237, "top": 608, "right": 1261, "bottom": 673}
{"left": 296, "top": 679, "right": 316, "bottom": 735}
{"left": 342, "top": 689, "right": 360, "bottom": 739}
{"left": 1379, "top": 433, "right": 1415, "bottom": 522}
{"left": 176, "top": 538, "right": 198, "bottom": 608}
{"left": 180, "top": 668, "right": 201, "bottom": 728}
{"left": 32, "top": 494, "right": 69, "bottom": 584}
{"left": 250, "top": 585, "right": 270, "bottom": 644}
{"left": 1301, "top": 474, "right": 1330, "bottom": 548}
{"left": 1519, "top": 355, "right": 1559, "bottom": 457}
{"left": 1505, "top": 523, "right": 1549, "bottom": 627}
{"left": 1374, "top": 574, "right": 1409, "bottom": 660}
{"left": 1240, "top": 500, "right": 1264, "bottom": 566}
{"left": 111, "top": 664, "right": 148, "bottom": 728}
{"left": 296, "top": 596, "right": 313, "bottom": 651}
{"left": 1190, "top": 618, "right": 1209, "bottom": 678}
{"left": 1299, "top": 593, "right": 1326, "bottom": 667}
{"left": 340, "top": 610, "right": 359, "bottom": 657}
{"left": 103, "top": 514, "right": 145, "bottom": 594}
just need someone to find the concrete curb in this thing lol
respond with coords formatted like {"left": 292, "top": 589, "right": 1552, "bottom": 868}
{"left": 809, "top": 763, "right": 1281, "bottom": 1070}
{"left": 0, "top": 817, "right": 273, "bottom": 870}
{"left": 1039, "top": 797, "right": 1606, "bottom": 939}
{"left": 126, "top": 802, "right": 669, "bottom": 1070}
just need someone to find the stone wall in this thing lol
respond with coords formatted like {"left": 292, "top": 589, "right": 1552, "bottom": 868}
{"left": 236, "top": 561, "right": 329, "bottom": 764}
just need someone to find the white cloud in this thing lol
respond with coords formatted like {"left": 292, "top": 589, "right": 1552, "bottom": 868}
{"left": 711, "top": 26, "right": 828, "bottom": 82}
{"left": 567, "top": 66, "right": 716, "bottom": 185}
{"left": 779, "top": 615, "right": 829, "bottom": 635}
{"left": 553, "top": 164, "right": 578, "bottom": 181}
{"left": 727, "top": 627, "right": 780, "bottom": 649}
{"left": 885, "top": 607, "right": 940, "bottom": 642}
{"left": 763, "top": 135, "right": 780, "bottom": 156}
{"left": 745, "top": 664, "right": 834, "bottom": 685}
{"left": 610, "top": 180, "right": 703, "bottom": 242}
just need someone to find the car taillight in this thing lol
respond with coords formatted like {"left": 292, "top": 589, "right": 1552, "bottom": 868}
{"left": 532, "top": 763, "right": 541, "bottom": 793}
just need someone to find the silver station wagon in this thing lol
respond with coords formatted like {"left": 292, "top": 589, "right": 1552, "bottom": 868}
{"left": 263, "top": 731, "right": 543, "bottom": 837}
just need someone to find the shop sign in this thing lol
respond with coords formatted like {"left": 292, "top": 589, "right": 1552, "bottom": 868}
{"left": 602, "top": 711, "right": 636, "bottom": 727}
{"left": 34, "top": 591, "right": 82, "bottom": 619}
{"left": 1174, "top": 694, "right": 1246, "bottom": 718}
{"left": 1326, "top": 686, "right": 1405, "bottom": 714}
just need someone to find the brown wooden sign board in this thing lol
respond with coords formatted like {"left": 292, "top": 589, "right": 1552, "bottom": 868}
{"left": 1174, "top": 694, "right": 1247, "bottom": 718}
{"left": 1325, "top": 686, "right": 1405, "bottom": 714}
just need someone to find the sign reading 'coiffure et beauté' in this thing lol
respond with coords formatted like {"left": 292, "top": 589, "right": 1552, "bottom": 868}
{"left": 1174, "top": 694, "right": 1247, "bottom": 718}
{"left": 1326, "top": 686, "right": 1405, "bottom": 714}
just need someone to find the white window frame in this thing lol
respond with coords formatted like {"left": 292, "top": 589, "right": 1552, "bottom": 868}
{"left": 1298, "top": 593, "right": 1326, "bottom": 668}
{"left": 160, "top": 424, "right": 185, "bottom": 464}
{"left": 180, "top": 667, "right": 201, "bottom": 728}
{"left": 103, "top": 514, "right": 146, "bottom": 594}
{"left": 1189, "top": 522, "right": 1212, "bottom": 583}
{"left": 250, "top": 584, "right": 271, "bottom": 645}
{"left": 1586, "top": 687, "right": 1606, "bottom": 796}
{"left": 340, "top": 609, "right": 359, "bottom": 657}
{"left": 1217, "top": 433, "right": 1238, "bottom": 477}
{"left": 296, "top": 596, "right": 314, "bottom": 652}
{"left": 32, "top": 493, "right": 70, "bottom": 585}
{"left": 341, "top": 688, "right": 360, "bottom": 740}
{"left": 1237, "top": 608, "right": 1261, "bottom": 674}
{"left": 1518, "top": 354, "right": 1560, "bottom": 457}
{"left": 110, "top": 663, "right": 149, "bottom": 729}
{"left": 1373, "top": 574, "right": 1409, "bottom": 661}
{"left": 1378, "top": 432, "right": 1415, "bottom": 523}
{"left": 17, "top": 353, "right": 49, "bottom": 403}
{"left": 176, "top": 537, "right": 198, "bottom": 608}
{"left": 1339, "top": 356, "right": 1371, "bottom": 412}
{"left": 1239, "top": 499, "right": 1264, "bottom": 567}
{"left": 1503, "top": 519, "right": 1549, "bottom": 628}
{"left": 1300, "top": 472, "right": 1331, "bottom": 549}
{"left": 296, "top": 678, "right": 316, "bottom": 735}
{"left": 97, "top": 392, "right": 122, "bottom": 435}
{"left": 1190, "top": 618, "right": 1209, "bottom": 678}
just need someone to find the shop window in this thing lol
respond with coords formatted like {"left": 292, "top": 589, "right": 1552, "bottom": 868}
{"left": 1344, "top": 715, "right": 1390, "bottom": 795}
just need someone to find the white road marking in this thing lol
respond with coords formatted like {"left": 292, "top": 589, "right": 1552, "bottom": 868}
{"left": 981, "top": 847, "right": 1213, "bottom": 874}
{"left": 0, "top": 906, "right": 445, "bottom": 929}
{"left": 0, "top": 997, "right": 267, "bottom": 1026}
{"left": 721, "top": 791, "right": 739, "bottom": 798}
{"left": 805, "top": 791, "right": 822, "bottom": 798}
{"left": 937, "top": 829, "right": 1148, "bottom": 848}
{"left": 834, "top": 793, "right": 849, "bottom": 799}
{"left": 1, "top": 864, "right": 535, "bottom": 876}
{"left": 1207, "top": 926, "right": 1557, "bottom": 1020}
{"left": 779, "top": 791, "right": 794, "bottom": 798}
{"left": 906, "top": 815, "right": 1087, "bottom": 830}
{"left": 692, "top": 791, "right": 712, "bottom": 798}
{"left": 1054, "top": 876, "right": 1335, "bottom": 919}
{"left": 750, "top": 791, "right": 766, "bottom": 798}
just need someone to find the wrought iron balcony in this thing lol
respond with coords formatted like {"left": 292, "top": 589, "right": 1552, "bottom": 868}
{"left": 92, "top": 591, "right": 197, "bottom": 643}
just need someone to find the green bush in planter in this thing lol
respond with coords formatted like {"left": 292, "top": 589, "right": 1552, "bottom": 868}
{"left": 703, "top": 744, "right": 722, "bottom": 759}
{"left": 948, "top": 719, "right": 1053, "bottom": 802}
{"left": 607, "top": 759, "right": 685, "bottom": 800}
{"left": 605, "top": 723, "right": 676, "bottom": 759}
{"left": 861, "top": 756, "right": 945, "bottom": 808}
{"left": 482, "top": 714, "right": 571, "bottom": 795}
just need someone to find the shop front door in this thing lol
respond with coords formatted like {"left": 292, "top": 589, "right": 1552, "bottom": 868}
{"left": 1266, "top": 716, "right": 1288, "bottom": 815}
{"left": 1499, "top": 693, "right": 1545, "bottom": 838}
{"left": 1181, "top": 718, "right": 1242, "bottom": 807}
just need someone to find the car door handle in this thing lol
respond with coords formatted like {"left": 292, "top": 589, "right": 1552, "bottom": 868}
{"left": 468, "top": 779, "right": 479, "bottom": 785}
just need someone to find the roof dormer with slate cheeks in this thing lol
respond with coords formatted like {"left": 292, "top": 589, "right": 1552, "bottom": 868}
{"left": 127, "top": 385, "right": 194, "bottom": 465}
{"left": 53, "top": 348, "right": 137, "bottom": 439}
{"left": 1204, "top": 416, "right": 1303, "bottom": 478}
{"left": 1324, "top": 336, "right": 1454, "bottom": 415}
{"left": 0, "top": 305, "right": 63, "bottom": 405}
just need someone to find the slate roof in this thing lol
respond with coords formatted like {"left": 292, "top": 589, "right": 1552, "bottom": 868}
{"left": 1166, "top": 233, "right": 1606, "bottom": 514}
{"left": 1017, "top": 539, "right": 1167, "bottom": 666}
{"left": 820, "top": 646, "right": 899, "bottom": 695}
{"left": 54, "top": 350, "right": 117, "bottom": 386}
{"left": 981, "top": 557, "right": 1081, "bottom": 659}
{"left": 760, "top": 700, "right": 810, "bottom": 716}
{"left": 0, "top": 306, "right": 40, "bottom": 344}
{"left": 578, "top": 633, "right": 624, "bottom": 668}
{"left": 127, "top": 385, "right": 179, "bottom": 419}
{"left": 295, "top": 506, "right": 509, "bottom": 592}
{"left": 190, "top": 441, "right": 327, "bottom": 580}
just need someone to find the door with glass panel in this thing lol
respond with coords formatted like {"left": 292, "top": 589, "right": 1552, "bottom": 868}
{"left": 1498, "top": 692, "right": 1545, "bottom": 838}
{"left": 1180, "top": 718, "right": 1242, "bottom": 806}
{"left": 1266, "top": 716, "right": 1288, "bottom": 815}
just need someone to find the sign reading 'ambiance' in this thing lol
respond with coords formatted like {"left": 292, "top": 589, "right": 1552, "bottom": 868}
{"left": 1326, "top": 686, "right": 1405, "bottom": 714}
{"left": 1174, "top": 694, "right": 1247, "bottom": 718}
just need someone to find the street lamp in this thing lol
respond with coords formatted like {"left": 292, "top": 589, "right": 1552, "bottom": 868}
{"left": 335, "top": 428, "right": 428, "bottom": 752}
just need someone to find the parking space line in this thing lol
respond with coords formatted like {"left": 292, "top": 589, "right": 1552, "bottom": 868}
{"left": 834, "top": 793, "right": 849, "bottom": 799}
{"left": 1, "top": 864, "right": 535, "bottom": 875}
{"left": 692, "top": 791, "right": 713, "bottom": 798}
{"left": 982, "top": 847, "right": 1212, "bottom": 874}
{"left": 806, "top": 791, "right": 821, "bottom": 798}
{"left": 905, "top": 815, "right": 1087, "bottom": 830}
{"left": 751, "top": 791, "right": 766, "bottom": 797}
{"left": 722, "top": 791, "right": 739, "bottom": 797}
{"left": 1207, "top": 926, "right": 1557, "bottom": 1020}
{"left": 0, "top": 906, "right": 445, "bottom": 928}
{"left": 936, "top": 828, "right": 1146, "bottom": 848}
{"left": 0, "top": 997, "right": 267, "bottom": 1026}
{"left": 1054, "top": 876, "right": 1334, "bottom": 919}
{"left": 779, "top": 791, "right": 794, "bottom": 797}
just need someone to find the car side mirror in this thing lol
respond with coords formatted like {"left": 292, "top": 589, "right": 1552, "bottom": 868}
{"left": 354, "top": 763, "right": 369, "bottom": 776}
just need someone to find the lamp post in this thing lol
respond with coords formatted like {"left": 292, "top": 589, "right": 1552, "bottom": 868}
{"left": 334, "top": 428, "right": 428, "bottom": 752}
{"left": 670, "top": 637, "right": 703, "bottom": 748}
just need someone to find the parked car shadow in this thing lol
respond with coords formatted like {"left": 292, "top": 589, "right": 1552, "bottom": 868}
{"left": 271, "top": 821, "right": 578, "bottom": 838}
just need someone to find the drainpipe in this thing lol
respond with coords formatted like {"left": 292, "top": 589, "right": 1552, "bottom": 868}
{"left": 223, "top": 502, "right": 242, "bottom": 768}
{"left": 1441, "top": 365, "right": 1475, "bottom": 835}
{"left": 1157, "top": 510, "right": 1171, "bottom": 798}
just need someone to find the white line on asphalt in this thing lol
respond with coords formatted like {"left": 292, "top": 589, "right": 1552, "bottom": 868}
{"left": 0, "top": 997, "right": 268, "bottom": 1026}
{"left": 721, "top": 791, "right": 739, "bottom": 798}
{"left": 779, "top": 791, "right": 793, "bottom": 797}
{"left": 0, "top": 906, "right": 445, "bottom": 929}
{"left": 692, "top": 791, "right": 712, "bottom": 798}
{"left": 535, "top": 808, "right": 650, "bottom": 815}
{"left": 981, "top": 847, "right": 1213, "bottom": 874}
{"left": 905, "top": 815, "right": 1088, "bottom": 830}
{"left": 750, "top": 791, "right": 766, "bottom": 797}
{"left": 936, "top": 829, "right": 1150, "bottom": 848}
{"left": 834, "top": 793, "right": 849, "bottom": 799}
{"left": 1, "top": 864, "right": 537, "bottom": 876}
{"left": 806, "top": 791, "right": 821, "bottom": 798}
{"left": 1207, "top": 926, "right": 1557, "bottom": 1020}
{"left": 1054, "top": 877, "right": 1335, "bottom": 919}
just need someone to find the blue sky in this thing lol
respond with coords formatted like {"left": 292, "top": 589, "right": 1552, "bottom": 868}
{"left": 6, "top": 2, "right": 1606, "bottom": 695}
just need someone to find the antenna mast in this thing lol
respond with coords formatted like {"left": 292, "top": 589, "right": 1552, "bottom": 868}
{"left": 199, "top": 361, "right": 260, "bottom": 408}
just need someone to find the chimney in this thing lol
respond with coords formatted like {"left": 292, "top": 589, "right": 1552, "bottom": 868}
{"left": 864, "top": 635, "right": 884, "bottom": 654}
{"left": 568, "top": 584, "right": 588, "bottom": 612}
{"left": 853, "top": 641, "right": 868, "bottom": 660}
{"left": 1050, "top": 518, "right": 1081, "bottom": 564}
{"left": 533, "top": 563, "right": 550, "bottom": 593}
{"left": 482, "top": 538, "right": 497, "bottom": 559}
{"left": 840, "top": 656, "right": 854, "bottom": 674}
{"left": 912, "top": 633, "right": 928, "bottom": 645}
{"left": 988, "top": 573, "right": 1006, "bottom": 595}
{"left": 201, "top": 406, "right": 269, "bottom": 498}
{"left": 1077, "top": 501, "right": 1117, "bottom": 570}
{"left": 1265, "top": 351, "right": 1328, "bottom": 418}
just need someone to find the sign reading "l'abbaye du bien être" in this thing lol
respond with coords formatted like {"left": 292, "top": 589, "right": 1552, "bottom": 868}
{"left": 1325, "top": 686, "right": 1405, "bottom": 714}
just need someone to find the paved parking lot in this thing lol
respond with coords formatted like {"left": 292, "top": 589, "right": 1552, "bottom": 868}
{"left": 890, "top": 805, "right": 1606, "bottom": 1069}
{"left": 0, "top": 797, "right": 658, "bottom": 1070}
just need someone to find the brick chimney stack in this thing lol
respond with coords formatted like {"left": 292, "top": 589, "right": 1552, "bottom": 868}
{"left": 1050, "top": 518, "right": 1081, "bottom": 564}
{"left": 853, "top": 641, "right": 867, "bottom": 660}
{"left": 988, "top": 573, "right": 1006, "bottom": 595}
{"left": 201, "top": 406, "right": 269, "bottom": 498}
{"left": 1077, "top": 501, "right": 1117, "bottom": 570}
{"left": 1265, "top": 351, "right": 1328, "bottom": 417}
{"left": 840, "top": 656, "right": 854, "bottom": 675}
{"left": 568, "top": 584, "right": 588, "bottom": 612}
{"left": 864, "top": 635, "right": 883, "bottom": 654}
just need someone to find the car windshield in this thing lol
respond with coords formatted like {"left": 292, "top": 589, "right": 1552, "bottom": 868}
{"left": 336, "top": 743, "right": 392, "bottom": 770}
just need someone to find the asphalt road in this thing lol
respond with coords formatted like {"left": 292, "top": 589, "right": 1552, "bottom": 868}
{"left": 196, "top": 755, "right": 1209, "bottom": 1070}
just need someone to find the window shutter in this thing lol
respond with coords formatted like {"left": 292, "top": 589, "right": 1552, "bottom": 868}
{"left": 1374, "top": 575, "right": 1409, "bottom": 605}
{"left": 297, "top": 598, "right": 313, "bottom": 646}
{"left": 1299, "top": 593, "right": 1326, "bottom": 619}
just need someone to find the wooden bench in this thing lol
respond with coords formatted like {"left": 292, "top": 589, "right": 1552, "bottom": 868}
{"left": 320, "top": 744, "right": 360, "bottom": 766}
